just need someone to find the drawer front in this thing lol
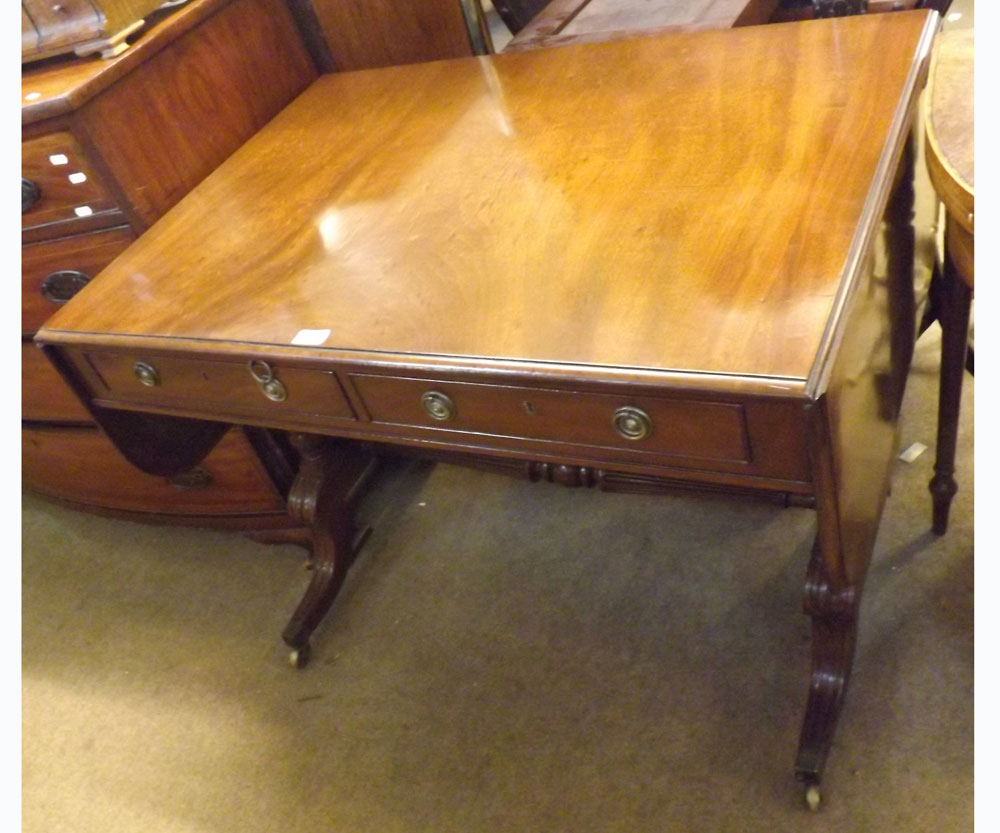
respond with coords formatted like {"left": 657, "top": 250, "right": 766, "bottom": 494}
{"left": 84, "top": 352, "right": 357, "bottom": 423}
{"left": 350, "top": 374, "right": 750, "bottom": 464}
{"left": 22, "top": 225, "right": 136, "bottom": 334}
{"left": 22, "top": 0, "right": 101, "bottom": 52}
{"left": 22, "top": 132, "right": 118, "bottom": 232}
{"left": 22, "top": 424, "right": 287, "bottom": 516}
{"left": 23, "top": 341, "right": 90, "bottom": 423}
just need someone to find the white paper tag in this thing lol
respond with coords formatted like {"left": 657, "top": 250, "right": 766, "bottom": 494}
{"left": 290, "top": 328, "right": 331, "bottom": 346}
{"left": 898, "top": 442, "right": 928, "bottom": 463}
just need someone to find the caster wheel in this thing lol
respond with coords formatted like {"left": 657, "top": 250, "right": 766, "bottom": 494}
{"left": 805, "top": 784, "right": 821, "bottom": 812}
{"left": 289, "top": 643, "right": 311, "bottom": 669}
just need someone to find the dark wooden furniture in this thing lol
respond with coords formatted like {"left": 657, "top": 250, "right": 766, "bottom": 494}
{"left": 490, "top": 0, "right": 552, "bottom": 34}
{"left": 924, "top": 27, "right": 973, "bottom": 535}
{"left": 505, "top": 0, "right": 780, "bottom": 51}
{"left": 22, "top": 0, "right": 317, "bottom": 525}
{"left": 37, "top": 11, "right": 939, "bottom": 805}
{"left": 772, "top": 0, "right": 950, "bottom": 21}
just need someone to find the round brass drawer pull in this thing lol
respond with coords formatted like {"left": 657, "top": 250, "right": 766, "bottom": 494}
{"left": 41, "top": 270, "right": 91, "bottom": 304}
{"left": 421, "top": 390, "right": 455, "bottom": 421}
{"left": 613, "top": 406, "right": 652, "bottom": 441}
{"left": 133, "top": 361, "right": 160, "bottom": 387}
{"left": 261, "top": 378, "right": 287, "bottom": 402}
{"left": 22, "top": 177, "right": 40, "bottom": 213}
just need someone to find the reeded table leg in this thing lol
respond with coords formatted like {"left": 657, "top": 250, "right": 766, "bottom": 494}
{"left": 281, "top": 434, "right": 377, "bottom": 667}
{"left": 929, "top": 246, "right": 972, "bottom": 535}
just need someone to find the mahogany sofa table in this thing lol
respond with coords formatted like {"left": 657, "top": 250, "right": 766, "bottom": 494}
{"left": 37, "top": 10, "right": 939, "bottom": 806}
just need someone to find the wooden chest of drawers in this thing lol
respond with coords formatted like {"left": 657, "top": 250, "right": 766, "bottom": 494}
{"left": 21, "top": 0, "right": 317, "bottom": 524}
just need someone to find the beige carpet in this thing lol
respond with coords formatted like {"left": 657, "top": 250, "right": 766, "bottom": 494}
{"left": 22, "top": 323, "right": 972, "bottom": 832}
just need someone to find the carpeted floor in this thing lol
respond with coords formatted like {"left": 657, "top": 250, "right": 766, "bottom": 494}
{"left": 22, "top": 322, "right": 972, "bottom": 832}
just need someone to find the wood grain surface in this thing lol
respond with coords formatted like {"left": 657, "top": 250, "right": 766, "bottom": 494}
{"left": 22, "top": 225, "right": 136, "bottom": 334}
{"left": 307, "top": 0, "right": 473, "bottom": 70}
{"left": 40, "top": 12, "right": 935, "bottom": 391}
{"left": 22, "top": 0, "right": 102, "bottom": 53}
{"left": 22, "top": 131, "right": 119, "bottom": 230}
{"left": 22, "top": 424, "right": 287, "bottom": 515}
{"left": 70, "top": 0, "right": 316, "bottom": 228}
{"left": 22, "top": 342, "right": 92, "bottom": 422}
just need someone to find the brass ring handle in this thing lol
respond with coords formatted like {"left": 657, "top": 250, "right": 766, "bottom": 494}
{"left": 247, "top": 360, "right": 287, "bottom": 401}
{"left": 41, "top": 270, "right": 91, "bottom": 304}
{"left": 133, "top": 361, "right": 160, "bottom": 387}
{"left": 613, "top": 406, "right": 652, "bottom": 441}
{"left": 421, "top": 391, "right": 455, "bottom": 421}
{"left": 247, "top": 359, "right": 274, "bottom": 384}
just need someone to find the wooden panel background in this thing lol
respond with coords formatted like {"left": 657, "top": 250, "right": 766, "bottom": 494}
{"left": 23, "top": 342, "right": 93, "bottom": 422}
{"left": 307, "top": 0, "right": 474, "bottom": 70}
{"left": 22, "top": 226, "right": 136, "bottom": 334}
{"left": 72, "top": 0, "right": 317, "bottom": 228}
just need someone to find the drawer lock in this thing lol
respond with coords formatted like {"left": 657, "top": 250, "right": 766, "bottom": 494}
{"left": 421, "top": 390, "right": 455, "bottom": 421}
{"left": 133, "top": 361, "right": 160, "bottom": 387}
{"left": 248, "top": 360, "right": 287, "bottom": 402}
{"left": 613, "top": 406, "right": 652, "bottom": 441}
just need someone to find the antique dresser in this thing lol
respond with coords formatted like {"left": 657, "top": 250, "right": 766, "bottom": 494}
{"left": 22, "top": 0, "right": 318, "bottom": 526}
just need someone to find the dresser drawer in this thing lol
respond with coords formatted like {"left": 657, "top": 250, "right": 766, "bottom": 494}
{"left": 350, "top": 374, "right": 750, "bottom": 464}
{"left": 23, "top": 341, "right": 90, "bottom": 422}
{"left": 22, "top": 424, "right": 287, "bottom": 516}
{"left": 22, "top": 132, "right": 119, "bottom": 233}
{"left": 82, "top": 352, "right": 357, "bottom": 423}
{"left": 22, "top": 0, "right": 102, "bottom": 55}
{"left": 22, "top": 225, "right": 136, "bottom": 334}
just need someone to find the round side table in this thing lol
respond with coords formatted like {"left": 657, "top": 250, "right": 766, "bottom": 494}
{"left": 925, "top": 26, "right": 973, "bottom": 535}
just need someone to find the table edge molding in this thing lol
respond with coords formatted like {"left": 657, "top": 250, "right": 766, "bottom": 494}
{"left": 805, "top": 9, "right": 938, "bottom": 400}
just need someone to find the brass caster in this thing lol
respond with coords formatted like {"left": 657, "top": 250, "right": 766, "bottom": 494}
{"left": 289, "top": 643, "right": 311, "bottom": 669}
{"left": 805, "top": 784, "right": 822, "bottom": 812}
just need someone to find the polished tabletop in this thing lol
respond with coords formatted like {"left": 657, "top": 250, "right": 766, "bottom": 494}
{"left": 41, "top": 11, "right": 935, "bottom": 391}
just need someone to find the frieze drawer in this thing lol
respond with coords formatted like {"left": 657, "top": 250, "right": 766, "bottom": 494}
{"left": 350, "top": 374, "right": 750, "bottom": 464}
{"left": 82, "top": 352, "right": 356, "bottom": 423}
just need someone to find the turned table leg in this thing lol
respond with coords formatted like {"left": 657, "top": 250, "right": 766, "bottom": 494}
{"left": 929, "top": 242, "right": 972, "bottom": 535}
{"left": 281, "top": 434, "right": 377, "bottom": 667}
